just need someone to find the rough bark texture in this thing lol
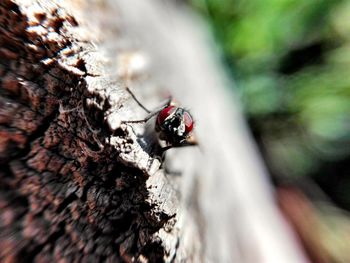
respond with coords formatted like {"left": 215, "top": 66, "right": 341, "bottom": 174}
{"left": 1, "top": 0, "right": 309, "bottom": 263}
{"left": 0, "top": 0, "right": 178, "bottom": 262}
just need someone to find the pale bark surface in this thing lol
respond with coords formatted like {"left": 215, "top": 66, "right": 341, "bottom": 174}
{"left": 0, "top": 0, "right": 307, "bottom": 262}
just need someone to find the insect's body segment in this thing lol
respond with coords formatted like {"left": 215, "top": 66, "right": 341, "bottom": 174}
{"left": 122, "top": 88, "right": 197, "bottom": 151}
{"left": 156, "top": 106, "right": 194, "bottom": 147}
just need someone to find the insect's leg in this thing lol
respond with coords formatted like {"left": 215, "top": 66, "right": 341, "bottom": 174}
{"left": 162, "top": 96, "right": 173, "bottom": 108}
{"left": 160, "top": 145, "right": 173, "bottom": 152}
{"left": 121, "top": 110, "right": 159, "bottom": 124}
{"left": 153, "top": 96, "right": 173, "bottom": 113}
{"left": 126, "top": 87, "right": 151, "bottom": 113}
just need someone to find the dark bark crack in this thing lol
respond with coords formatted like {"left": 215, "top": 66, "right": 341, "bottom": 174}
{"left": 0, "top": 1, "right": 175, "bottom": 262}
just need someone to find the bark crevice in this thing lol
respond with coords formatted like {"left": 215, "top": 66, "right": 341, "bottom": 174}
{"left": 0, "top": 1, "right": 176, "bottom": 261}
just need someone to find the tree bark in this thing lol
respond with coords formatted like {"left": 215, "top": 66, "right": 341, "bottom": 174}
{"left": 0, "top": 0, "right": 308, "bottom": 262}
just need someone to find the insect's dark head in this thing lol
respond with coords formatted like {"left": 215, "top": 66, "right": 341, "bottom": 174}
{"left": 156, "top": 106, "right": 194, "bottom": 146}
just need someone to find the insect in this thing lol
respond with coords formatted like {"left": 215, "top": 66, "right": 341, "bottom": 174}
{"left": 122, "top": 87, "right": 197, "bottom": 151}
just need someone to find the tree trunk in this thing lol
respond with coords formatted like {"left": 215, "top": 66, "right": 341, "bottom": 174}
{"left": 0, "top": 0, "right": 307, "bottom": 262}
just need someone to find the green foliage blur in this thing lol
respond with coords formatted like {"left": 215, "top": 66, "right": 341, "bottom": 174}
{"left": 190, "top": 0, "right": 350, "bottom": 194}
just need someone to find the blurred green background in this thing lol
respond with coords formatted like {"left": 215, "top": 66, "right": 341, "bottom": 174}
{"left": 188, "top": 1, "right": 350, "bottom": 260}
{"left": 190, "top": 0, "right": 350, "bottom": 209}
